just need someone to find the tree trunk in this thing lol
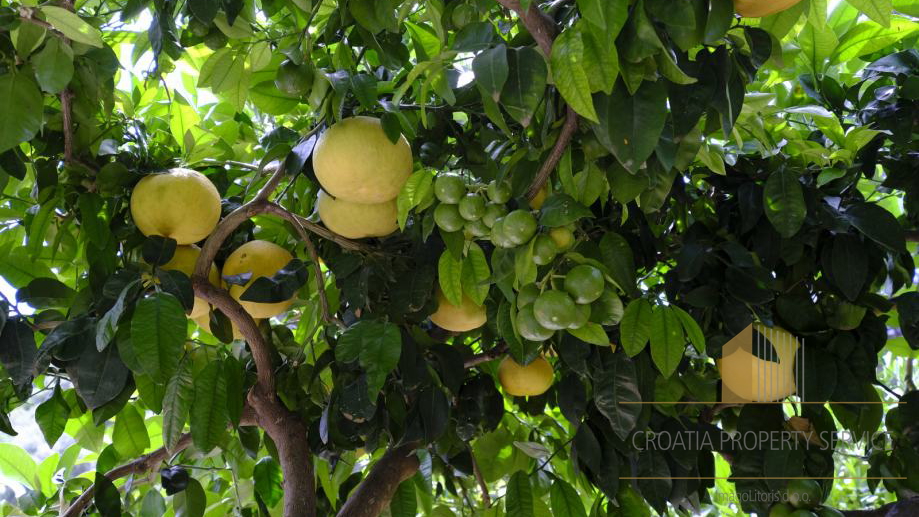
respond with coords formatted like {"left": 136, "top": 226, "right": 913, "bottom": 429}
{"left": 336, "top": 442, "right": 421, "bottom": 517}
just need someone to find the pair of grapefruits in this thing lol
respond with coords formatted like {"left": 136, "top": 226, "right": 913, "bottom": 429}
{"left": 314, "top": 116, "right": 413, "bottom": 239}
{"left": 130, "top": 168, "right": 297, "bottom": 332}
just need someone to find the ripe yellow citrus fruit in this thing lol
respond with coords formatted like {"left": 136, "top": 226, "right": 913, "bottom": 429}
{"left": 130, "top": 168, "right": 221, "bottom": 245}
{"left": 160, "top": 245, "right": 221, "bottom": 318}
{"left": 223, "top": 240, "right": 295, "bottom": 319}
{"left": 528, "top": 185, "right": 548, "bottom": 209}
{"left": 313, "top": 116, "right": 413, "bottom": 204}
{"left": 430, "top": 288, "right": 486, "bottom": 332}
{"left": 316, "top": 190, "right": 398, "bottom": 239}
{"left": 734, "top": 0, "right": 803, "bottom": 17}
{"left": 498, "top": 356, "right": 554, "bottom": 396}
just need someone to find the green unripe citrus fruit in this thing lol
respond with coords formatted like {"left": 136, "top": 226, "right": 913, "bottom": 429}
{"left": 590, "top": 290, "right": 624, "bottom": 325}
{"left": 434, "top": 175, "right": 466, "bottom": 204}
{"left": 503, "top": 209, "right": 538, "bottom": 246}
{"left": 769, "top": 503, "right": 796, "bottom": 517}
{"left": 790, "top": 511, "right": 818, "bottom": 517}
{"left": 458, "top": 193, "right": 486, "bottom": 221}
{"left": 490, "top": 217, "right": 515, "bottom": 248}
{"left": 275, "top": 60, "right": 314, "bottom": 97}
{"left": 516, "top": 304, "right": 555, "bottom": 341}
{"left": 568, "top": 303, "right": 590, "bottom": 329}
{"left": 434, "top": 203, "right": 465, "bottom": 232}
{"left": 549, "top": 226, "right": 575, "bottom": 251}
{"left": 564, "top": 265, "right": 605, "bottom": 304}
{"left": 487, "top": 179, "right": 512, "bottom": 204}
{"left": 516, "top": 283, "right": 540, "bottom": 309}
{"left": 532, "top": 234, "right": 558, "bottom": 266}
{"left": 482, "top": 203, "right": 508, "bottom": 228}
{"left": 465, "top": 218, "right": 490, "bottom": 238}
{"left": 533, "top": 290, "right": 578, "bottom": 330}
{"left": 204, "top": 28, "right": 228, "bottom": 50}
{"left": 787, "top": 479, "right": 822, "bottom": 509}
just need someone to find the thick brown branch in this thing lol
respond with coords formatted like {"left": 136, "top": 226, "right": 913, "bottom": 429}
{"left": 336, "top": 442, "right": 421, "bottom": 517}
{"left": 192, "top": 163, "right": 315, "bottom": 517}
{"left": 495, "top": 0, "right": 578, "bottom": 200}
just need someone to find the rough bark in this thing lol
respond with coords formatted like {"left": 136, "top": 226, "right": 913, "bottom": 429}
{"left": 336, "top": 442, "right": 422, "bottom": 517}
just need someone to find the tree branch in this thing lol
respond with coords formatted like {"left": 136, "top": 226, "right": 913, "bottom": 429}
{"left": 906, "top": 230, "right": 919, "bottom": 243}
{"left": 469, "top": 446, "right": 491, "bottom": 507}
{"left": 61, "top": 410, "right": 259, "bottom": 517}
{"left": 464, "top": 343, "right": 507, "bottom": 369}
{"left": 192, "top": 163, "right": 316, "bottom": 517}
{"left": 336, "top": 442, "right": 421, "bottom": 517}
{"left": 265, "top": 202, "right": 346, "bottom": 329}
{"left": 61, "top": 88, "right": 76, "bottom": 166}
{"left": 495, "top": 0, "right": 578, "bottom": 200}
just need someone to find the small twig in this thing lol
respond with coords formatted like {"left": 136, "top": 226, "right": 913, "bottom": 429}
{"left": 265, "top": 202, "right": 346, "bottom": 329}
{"left": 494, "top": 0, "right": 578, "bottom": 200}
{"left": 532, "top": 435, "right": 575, "bottom": 474}
{"left": 61, "top": 89, "right": 75, "bottom": 166}
{"left": 469, "top": 446, "right": 491, "bottom": 507}
{"left": 463, "top": 343, "right": 507, "bottom": 369}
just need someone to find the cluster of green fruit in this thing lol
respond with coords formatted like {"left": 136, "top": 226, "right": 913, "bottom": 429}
{"left": 769, "top": 479, "right": 843, "bottom": 517}
{"left": 515, "top": 266, "right": 623, "bottom": 342}
{"left": 432, "top": 175, "right": 574, "bottom": 255}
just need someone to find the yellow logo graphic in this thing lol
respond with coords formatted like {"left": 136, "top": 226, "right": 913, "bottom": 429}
{"left": 718, "top": 323, "right": 802, "bottom": 403}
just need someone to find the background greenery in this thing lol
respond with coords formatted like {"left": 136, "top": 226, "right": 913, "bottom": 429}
{"left": 0, "top": 0, "right": 917, "bottom": 515}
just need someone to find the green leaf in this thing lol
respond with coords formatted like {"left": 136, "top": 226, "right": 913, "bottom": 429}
{"left": 649, "top": 305, "right": 684, "bottom": 377}
{"left": 598, "top": 232, "right": 637, "bottom": 296}
{"left": 94, "top": 473, "right": 121, "bottom": 517}
{"left": 567, "top": 323, "right": 608, "bottom": 346}
{"left": 763, "top": 168, "right": 806, "bottom": 238}
{"left": 190, "top": 361, "right": 227, "bottom": 453}
{"left": 96, "top": 279, "right": 136, "bottom": 352}
{"left": 550, "top": 28, "right": 598, "bottom": 122}
{"left": 845, "top": 0, "right": 891, "bottom": 26}
{"left": 671, "top": 305, "right": 705, "bottom": 354}
{"left": 130, "top": 293, "right": 186, "bottom": 382}
{"left": 549, "top": 478, "right": 587, "bottom": 517}
{"left": 539, "top": 193, "right": 593, "bottom": 227}
{"left": 188, "top": 0, "right": 220, "bottom": 24}
{"left": 592, "top": 80, "right": 668, "bottom": 173}
{"left": 32, "top": 38, "right": 74, "bottom": 94}
{"left": 0, "top": 74, "right": 44, "bottom": 154}
{"left": 112, "top": 404, "right": 150, "bottom": 458}
{"left": 36, "top": 386, "right": 69, "bottom": 447}
{"left": 162, "top": 357, "right": 194, "bottom": 451}
{"left": 473, "top": 45, "right": 508, "bottom": 102}
{"left": 438, "top": 250, "right": 464, "bottom": 306}
{"left": 505, "top": 471, "right": 534, "bottom": 517}
{"left": 501, "top": 47, "right": 548, "bottom": 127}
{"left": 0, "top": 443, "right": 41, "bottom": 492}
{"left": 578, "top": 21, "right": 619, "bottom": 94}
{"left": 139, "top": 490, "right": 166, "bottom": 517}
{"left": 592, "top": 350, "right": 642, "bottom": 439}
{"left": 397, "top": 170, "right": 434, "bottom": 230}
{"left": 619, "top": 299, "right": 652, "bottom": 357}
{"left": 249, "top": 81, "right": 299, "bottom": 115}
{"left": 0, "top": 319, "right": 37, "bottom": 388}
{"left": 174, "top": 477, "right": 206, "bottom": 517}
{"left": 335, "top": 320, "right": 402, "bottom": 400}
{"left": 832, "top": 19, "right": 918, "bottom": 64}
{"left": 40, "top": 6, "right": 104, "bottom": 47}
{"left": 254, "top": 457, "right": 283, "bottom": 508}
{"left": 199, "top": 48, "right": 245, "bottom": 93}
{"left": 844, "top": 202, "right": 906, "bottom": 253}
{"left": 390, "top": 480, "right": 418, "bottom": 517}
{"left": 69, "top": 340, "right": 129, "bottom": 409}
{"left": 462, "top": 242, "right": 491, "bottom": 305}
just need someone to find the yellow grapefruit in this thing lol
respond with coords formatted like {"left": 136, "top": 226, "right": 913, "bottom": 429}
{"left": 429, "top": 288, "right": 486, "bottom": 332}
{"left": 312, "top": 116, "right": 413, "bottom": 203}
{"left": 130, "top": 168, "right": 221, "bottom": 244}
{"left": 160, "top": 245, "right": 221, "bottom": 318}
{"left": 498, "top": 356, "right": 554, "bottom": 396}
{"left": 223, "top": 240, "right": 296, "bottom": 319}
{"left": 316, "top": 190, "right": 398, "bottom": 239}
